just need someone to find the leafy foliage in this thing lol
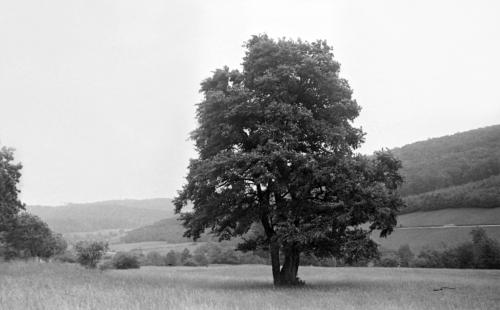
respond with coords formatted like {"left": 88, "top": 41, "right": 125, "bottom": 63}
{"left": 4, "top": 213, "right": 67, "bottom": 259}
{"left": 75, "top": 241, "right": 108, "bottom": 269}
{"left": 379, "top": 229, "right": 500, "bottom": 269}
{"left": 175, "top": 35, "right": 405, "bottom": 285}
{"left": 0, "top": 147, "right": 24, "bottom": 238}
{"left": 112, "top": 252, "right": 140, "bottom": 269}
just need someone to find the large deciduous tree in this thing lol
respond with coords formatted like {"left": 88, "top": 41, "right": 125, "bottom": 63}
{"left": 174, "top": 35, "right": 404, "bottom": 285}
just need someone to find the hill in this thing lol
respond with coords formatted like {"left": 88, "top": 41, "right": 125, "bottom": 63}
{"left": 119, "top": 216, "right": 215, "bottom": 244}
{"left": 393, "top": 124, "right": 500, "bottom": 197}
{"left": 402, "top": 174, "right": 500, "bottom": 213}
{"left": 27, "top": 198, "right": 175, "bottom": 233}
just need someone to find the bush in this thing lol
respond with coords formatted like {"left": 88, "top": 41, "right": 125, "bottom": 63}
{"left": 98, "top": 259, "right": 115, "bottom": 271}
{"left": 183, "top": 259, "right": 198, "bottom": 266}
{"left": 53, "top": 250, "right": 77, "bottom": 263}
{"left": 193, "top": 253, "right": 209, "bottom": 266}
{"left": 180, "top": 248, "right": 192, "bottom": 264}
{"left": 75, "top": 241, "right": 108, "bottom": 269}
{"left": 144, "top": 251, "right": 165, "bottom": 266}
{"left": 471, "top": 228, "right": 500, "bottom": 269}
{"left": 412, "top": 229, "right": 500, "bottom": 269}
{"left": 164, "top": 250, "right": 178, "bottom": 266}
{"left": 397, "top": 245, "right": 414, "bottom": 267}
{"left": 112, "top": 252, "right": 140, "bottom": 269}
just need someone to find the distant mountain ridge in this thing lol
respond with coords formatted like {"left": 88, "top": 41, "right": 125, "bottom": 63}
{"left": 27, "top": 198, "right": 175, "bottom": 233}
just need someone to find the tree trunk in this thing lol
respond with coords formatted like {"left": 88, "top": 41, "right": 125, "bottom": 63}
{"left": 279, "top": 247, "right": 301, "bottom": 285}
{"left": 270, "top": 241, "right": 281, "bottom": 286}
{"left": 270, "top": 245, "right": 302, "bottom": 286}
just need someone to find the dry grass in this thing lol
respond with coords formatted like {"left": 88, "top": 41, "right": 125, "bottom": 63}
{"left": 1, "top": 262, "right": 499, "bottom": 310}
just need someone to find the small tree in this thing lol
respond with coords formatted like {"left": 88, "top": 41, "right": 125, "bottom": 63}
{"left": 145, "top": 251, "right": 165, "bottom": 266}
{"left": 397, "top": 244, "right": 414, "bottom": 267}
{"left": 180, "top": 248, "right": 192, "bottom": 264}
{"left": 164, "top": 250, "right": 178, "bottom": 266}
{"left": 174, "top": 35, "right": 405, "bottom": 285}
{"left": 193, "top": 252, "right": 209, "bottom": 267}
{"left": 471, "top": 228, "right": 500, "bottom": 269}
{"left": 112, "top": 252, "right": 140, "bottom": 269}
{"left": 75, "top": 241, "right": 108, "bottom": 268}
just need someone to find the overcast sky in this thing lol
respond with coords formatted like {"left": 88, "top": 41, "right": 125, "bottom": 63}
{"left": 1, "top": 0, "right": 499, "bottom": 205}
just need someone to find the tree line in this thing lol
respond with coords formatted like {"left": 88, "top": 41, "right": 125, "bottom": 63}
{"left": 377, "top": 228, "right": 500, "bottom": 269}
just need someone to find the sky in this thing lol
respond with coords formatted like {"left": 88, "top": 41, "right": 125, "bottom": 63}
{"left": 1, "top": 0, "right": 499, "bottom": 205}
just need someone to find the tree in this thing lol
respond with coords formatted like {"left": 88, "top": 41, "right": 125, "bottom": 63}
{"left": 75, "top": 241, "right": 108, "bottom": 268}
{"left": 112, "top": 252, "right": 140, "bottom": 269}
{"left": 397, "top": 244, "right": 414, "bottom": 267}
{"left": 180, "top": 248, "right": 192, "bottom": 264}
{"left": 174, "top": 35, "right": 404, "bottom": 285}
{"left": 0, "top": 147, "right": 24, "bottom": 243}
{"left": 4, "top": 213, "right": 67, "bottom": 259}
{"left": 471, "top": 228, "right": 500, "bottom": 269}
{"left": 165, "top": 250, "right": 178, "bottom": 266}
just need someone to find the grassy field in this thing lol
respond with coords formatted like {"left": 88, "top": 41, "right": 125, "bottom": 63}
{"left": 1, "top": 262, "right": 499, "bottom": 310}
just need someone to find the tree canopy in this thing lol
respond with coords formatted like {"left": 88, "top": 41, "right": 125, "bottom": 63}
{"left": 174, "top": 35, "right": 404, "bottom": 285}
{"left": 0, "top": 147, "right": 24, "bottom": 242}
{"left": 4, "top": 213, "right": 67, "bottom": 259}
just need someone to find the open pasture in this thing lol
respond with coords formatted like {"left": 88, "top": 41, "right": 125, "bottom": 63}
{"left": 1, "top": 262, "right": 499, "bottom": 310}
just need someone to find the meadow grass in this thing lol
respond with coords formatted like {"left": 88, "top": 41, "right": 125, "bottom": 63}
{"left": 1, "top": 261, "right": 499, "bottom": 310}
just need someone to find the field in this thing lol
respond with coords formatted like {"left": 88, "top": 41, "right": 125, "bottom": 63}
{"left": 1, "top": 262, "right": 499, "bottom": 310}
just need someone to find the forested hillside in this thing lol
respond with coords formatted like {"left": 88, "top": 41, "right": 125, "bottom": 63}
{"left": 394, "top": 124, "right": 500, "bottom": 196}
{"left": 28, "top": 198, "right": 175, "bottom": 233}
{"left": 403, "top": 175, "right": 500, "bottom": 213}
{"left": 120, "top": 217, "right": 214, "bottom": 243}
{"left": 394, "top": 124, "right": 500, "bottom": 213}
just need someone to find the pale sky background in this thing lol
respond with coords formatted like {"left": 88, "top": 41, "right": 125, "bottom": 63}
{"left": 1, "top": 0, "right": 499, "bottom": 206}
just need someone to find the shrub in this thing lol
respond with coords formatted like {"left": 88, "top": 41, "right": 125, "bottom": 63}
{"left": 193, "top": 253, "right": 209, "bottom": 266}
{"left": 112, "top": 252, "right": 140, "bottom": 269}
{"left": 377, "top": 254, "right": 400, "bottom": 267}
{"left": 471, "top": 228, "right": 500, "bottom": 269}
{"left": 53, "top": 250, "right": 77, "bottom": 263}
{"left": 75, "top": 241, "right": 108, "bottom": 269}
{"left": 397, "top": 245, "right": 414, "bottom": 267}
{"left": 415, "top": 248, "right": 443, "bottom": 268}
{"left": 145, "top": 251, "right": 165, "bottom": 266}
{"left": 183, "top": 259, "right": 198, "bottom": 266}
{"left": 98, "top": 259, "right": 115, "bottom": 271}
{"left": 180, "top": 248, "right": 192, "bottom": 264}
{"left": 164, "top": 250, "right": 179, "bottom": 266}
